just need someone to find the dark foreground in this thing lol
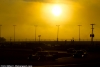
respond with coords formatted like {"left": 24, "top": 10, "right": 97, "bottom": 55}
{"left": 0, "top": 52, "right": 100, "bottom": 67}
{"left": 0, "top": 41, "right": 100, "bottom": 67}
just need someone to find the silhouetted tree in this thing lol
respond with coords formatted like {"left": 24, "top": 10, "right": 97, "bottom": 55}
{"left": 0, "top": 37, "right": 6, "bottom": 42}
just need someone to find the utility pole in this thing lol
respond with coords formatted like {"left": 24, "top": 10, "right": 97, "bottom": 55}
{"left": 56, "top": 25, "right": 60, "bottom": 43}
{"left": 0, "top": 25, "right": 2, "bottom": 38}
{"left": 34, "top": 25, "right": 37, "bottom": 42}
{"left": 78, "top": 25, "right": 82, "bottom": 41}
{"left": 90, "top": 24, "right": 95, "bottom": 44}
{"left": 13, "top": 25, "right": 16, "bottom": 42}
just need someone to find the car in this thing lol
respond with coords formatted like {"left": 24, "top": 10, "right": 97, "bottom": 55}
{"left": 67, "top": 48, "right": 76, "bottom": 53}
{"left": 73, "top": 50, "right": 87, "bottom": 58}
{"left": 27, "top": 51, "right": 58, "bottom": 61}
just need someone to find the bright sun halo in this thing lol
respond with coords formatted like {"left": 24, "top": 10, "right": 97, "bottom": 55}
{"left": 52, "top": 5, "right": 62, "bottom": 16}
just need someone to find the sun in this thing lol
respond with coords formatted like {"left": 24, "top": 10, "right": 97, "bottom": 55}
{"left": 52, "top": 5, "right": 62, "bottom": 16}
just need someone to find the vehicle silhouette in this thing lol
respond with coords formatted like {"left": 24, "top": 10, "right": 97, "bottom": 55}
{"left": 73, "top": 50, "right": 87, "bottom": 58}
{"left": 28, "top": 51, "right": 58, "bottom": 61}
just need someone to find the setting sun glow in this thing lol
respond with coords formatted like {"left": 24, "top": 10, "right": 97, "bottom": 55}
{"left": 52, "top": 5, "right": 62, "bottom": 16}
{"left": 41, "top": 4, "right": 72, "bottom": 25}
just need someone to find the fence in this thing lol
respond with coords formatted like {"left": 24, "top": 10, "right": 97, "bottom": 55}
{"left": 6, "top": 39, "right": 100, "bottom": 42}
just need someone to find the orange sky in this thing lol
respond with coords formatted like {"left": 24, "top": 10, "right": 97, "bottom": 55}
{"left": 0, "top": 0, "right": 100, "bottom": 41}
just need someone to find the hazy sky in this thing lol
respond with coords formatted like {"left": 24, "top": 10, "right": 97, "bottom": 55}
{"left": 0, "top": 0, "right": 100, "bottom": 41}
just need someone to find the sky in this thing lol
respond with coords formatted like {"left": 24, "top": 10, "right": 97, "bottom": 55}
{"left": 0, "top": 0, "right": 100, "bottom": 41}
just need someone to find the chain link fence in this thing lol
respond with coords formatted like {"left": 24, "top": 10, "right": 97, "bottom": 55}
{"left": 5, "top": 39, "right": 100, "bottom": 42}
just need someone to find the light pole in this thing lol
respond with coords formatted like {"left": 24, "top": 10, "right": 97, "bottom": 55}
{"left": 56, "top": 25, "right": 60, "bottom": 42}
{"left": 13, "top": 25, "right": 16, "bottom": 42}
{"left": 34, "top": 25, "right": 37, "bottom": 42}
{"left": 90, "top": 24, "right": 95, "bottom": 44}
{"left": 0, "top": 25, "right": 2, "bottom": 38}
{"left": 38, "top": 35, "right": 41, "bottom": 43}
{"left": 78, "top": 25, "right": 82, "bottom": 41}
